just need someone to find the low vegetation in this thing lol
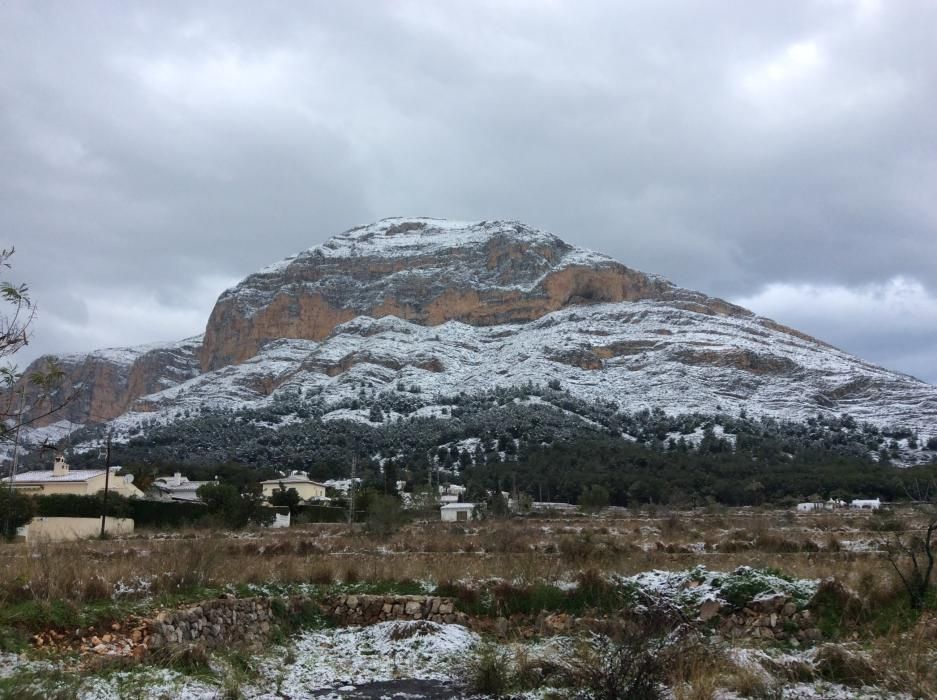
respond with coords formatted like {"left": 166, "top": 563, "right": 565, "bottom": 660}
{"left": 44, "top": 392, "right": 937, "bottom": 510}
{"left": 2, "top": 507, "right": 937, "bottom": 697}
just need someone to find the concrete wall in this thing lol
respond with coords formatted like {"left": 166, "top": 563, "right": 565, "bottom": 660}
{"left": 25, "top": 516, "right": 134, "bottom": 543}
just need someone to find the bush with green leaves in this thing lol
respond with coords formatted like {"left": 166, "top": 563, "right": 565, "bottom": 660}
{"left": 364, "top": 493, "right": 405, "bottom": 537}
{"left": 32, "top": 492, "right": 130, "bottom": 519}
{"left": 461, "top": 643, "right": 512, "bottom": 697}
{"left": 196, "top": 483, "right": 273, "bottom": 528}
{"left": 579, "top": 484, "right": 610, "bottom": 513}
{"left": 0, "top": 490, "right": 36, "bottom": 538}
{"left": 269, "top": 485, "right": 301, "bottom": 515}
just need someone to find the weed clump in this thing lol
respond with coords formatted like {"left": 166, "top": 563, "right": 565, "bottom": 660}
{"left": 462, "top": 643, "right": 511, "bottom": 696}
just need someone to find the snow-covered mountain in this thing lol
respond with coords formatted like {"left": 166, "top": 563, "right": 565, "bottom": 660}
{"left": 18, "top": 218, "right": 937, "bottom": 455}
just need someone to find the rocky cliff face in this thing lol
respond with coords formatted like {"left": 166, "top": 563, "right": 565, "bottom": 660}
{"left": 17, "top": 218, "right": 937, "bottom": 451}
{"left": 200, "top": 218, "right": 754, "bottom": 371}
{"left": 20, "top": 336, "right": 202, "bottom": 429}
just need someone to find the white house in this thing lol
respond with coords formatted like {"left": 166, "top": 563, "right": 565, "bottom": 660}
{"left": 261, "top": 471, "right": 327, "bottom": 501}
{"left": 441, "top": 502, "right": 476, "bottom": 522}
{"left": 851, "top": 498, "right": 881, "bottom": 510}
{"left": 152, "top": 473, "right": 212, "bottom": 502}
{"left": 796, "top": 502, "right": 825, "bottom": 512}
{"left": 797, "top": 499, "right": 848, "bottom": 513}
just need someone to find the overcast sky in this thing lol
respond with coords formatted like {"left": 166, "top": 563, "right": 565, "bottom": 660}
{"left": 3, "top": 1, "right": 936, "bottom": 383}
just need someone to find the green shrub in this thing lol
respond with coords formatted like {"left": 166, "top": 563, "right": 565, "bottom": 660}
{"left": 0, "top": 491, "right": 36, "bottom": 538}
{"left": 294, "top": 504, "right": 348, "bottom": 523}
{"left": 462, "top": 643, "right": 511, "bottom": 696}
{"left": 33, "top": 493, "right": 130, "bottom": 519}
{"left": 196, "top": 483, "right": 272, "bottom": 528}
{"left": 364, "top": 494, "right": 404, "bottom": 537}
{"left": 129, "top": 499, "right": 208, "bottom": 527}
{"left": 578, "top": 484, "right": 610, "bottom": 513}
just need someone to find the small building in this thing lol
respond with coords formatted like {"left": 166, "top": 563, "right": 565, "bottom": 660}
{"left": 851, "top": 498, "right": 881, "bottom": 510}
{"left": 152, "top": 472, "right": 212, "bottom": 502}
{"left": 2, "top": 455, "right": 142, "bottom": 498}
{"left": 261, "top": 471, "right": 327, "bottom": 502}
{"left": 797, "top": 502, "right": 825, "bottom": 512}
{"left": 440, "top": 494, "right": 460, "bottom": 504}
{"left": 438, "top": 484, "right": 466, "bottom": 497}
{"left": 441, "top": 502, "right": 476, "bottom": 522}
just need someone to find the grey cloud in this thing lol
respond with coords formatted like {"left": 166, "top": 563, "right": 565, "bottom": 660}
{"left": 2, "top": 1, "right": 936, "bottom": 384}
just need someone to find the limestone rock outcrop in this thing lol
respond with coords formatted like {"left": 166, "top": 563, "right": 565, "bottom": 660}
{"left": 200, "top": 218, "right": 751, "bottom": 371}
{"left": 20, "top": 336, "right": 202, "bottom": 428}
{"left": 16, "top": 218, "right": 937, "bottom": 444}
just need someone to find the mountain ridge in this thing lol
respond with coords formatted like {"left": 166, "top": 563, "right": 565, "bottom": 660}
{"left": 13, "top": 218, "right": 937, "bottom": 459}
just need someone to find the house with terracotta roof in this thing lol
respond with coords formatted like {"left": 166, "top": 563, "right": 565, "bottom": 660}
{"left": 2, "top": 455, "right": 143, "bottom": 498}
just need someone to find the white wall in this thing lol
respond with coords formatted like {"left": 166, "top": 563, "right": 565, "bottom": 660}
{"left": 24, "top": 517, "right": 134, "bottom": 543}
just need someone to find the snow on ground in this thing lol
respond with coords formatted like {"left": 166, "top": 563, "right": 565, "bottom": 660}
{"left": 0, "top": 618, "right": 912, "bottom": 699}
{"left": 839, "top": 540, "right": 882, "bottom": 553}
{"left": 73, "top": 294, "right": 937, "bottom": 452}
{"left": 617, "top": 566, "right": 818, "bottom": 608}
{"left": 246, "top": 621, "right": 478, "bottom": 698}
{"left": 52, "top": 335, "right": 203, "bottom": 369}
{"left": 716, "top": 647, "right": 909, "bottom": 700}
{"left": 321, "top": 408, "right": 373, "bottom": 424}
{"left": 79, "top": 668, "right": 219, "bottom": 700}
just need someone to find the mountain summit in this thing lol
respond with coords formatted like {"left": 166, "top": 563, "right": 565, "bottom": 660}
{"left": 17, "top": 218, "right": 937, "bottom": 456}
{"left": 201, "top": 217, "right": 730, "bottom": 371}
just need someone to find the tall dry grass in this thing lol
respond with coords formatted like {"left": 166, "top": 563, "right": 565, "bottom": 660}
{"left": 0, "top": 508, "right": 914, "bottom": 607}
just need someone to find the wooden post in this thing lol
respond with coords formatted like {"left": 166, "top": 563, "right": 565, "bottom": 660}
{"left": 100, "top": 435, "right": 111, "bottom": 538}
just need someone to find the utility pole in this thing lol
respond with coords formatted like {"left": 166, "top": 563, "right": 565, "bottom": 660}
{"left": 100, "top": 435, "right": 111, "bottom": 539}
{"left": 348, "top": 453, "right": 356, "bottom": 525}
{"left": 426, "top": 450, "right": 433, "bottom": 491}
{"left": 3, "top": 387, "right": 27, "bottom": 539}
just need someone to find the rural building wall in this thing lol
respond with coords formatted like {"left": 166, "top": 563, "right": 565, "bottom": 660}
{"left": 25, "top": 516, "right": 134, "bottom": 543}
{"left": 262, "top": 481, "right": 326, "bottom": 500}
{"left": 10, "top": 472, "right": 142, "bottom": 498}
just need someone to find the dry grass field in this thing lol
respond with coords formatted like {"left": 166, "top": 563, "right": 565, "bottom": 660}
{"left": 0, "top": 505, "right": 917, "bottom": 605}
{"left": 2, "top": 505, "right": 937, "bottom": 699}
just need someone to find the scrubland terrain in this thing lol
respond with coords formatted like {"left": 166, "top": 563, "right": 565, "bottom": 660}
{"left": 2, "top": 506, "right": 936, "bottom": 699}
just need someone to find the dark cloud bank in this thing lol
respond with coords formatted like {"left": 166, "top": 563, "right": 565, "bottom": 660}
{"left": 2, "top": 1, "right": 935, "bottom": 382}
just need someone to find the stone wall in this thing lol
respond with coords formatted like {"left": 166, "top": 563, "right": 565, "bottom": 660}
{"left": 144, "top": 595, "right": 278, "bottom": 650}
{"left": 327, "top": 594, "right": 469, "bottom": 626}
{"left": 143, "top": 593, "right": 466, "bottom": 652}
{"left": 714, "top": 593, "right": 822, "bottom": 644}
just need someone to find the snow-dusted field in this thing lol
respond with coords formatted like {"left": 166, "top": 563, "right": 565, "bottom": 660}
{"left": 1, "top": 621, "right": 914, "bottom": 699}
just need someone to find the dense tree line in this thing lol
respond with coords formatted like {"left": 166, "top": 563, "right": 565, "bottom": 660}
{"left": 25, "top": 383, "right": 935, "bottom": 507}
